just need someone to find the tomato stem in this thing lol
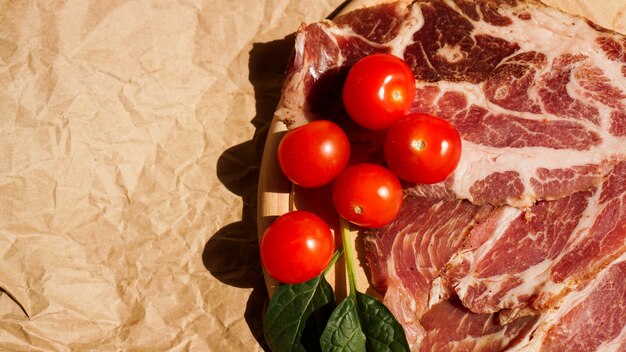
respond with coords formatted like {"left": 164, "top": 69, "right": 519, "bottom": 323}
{"left": 339, "top": 216, "right": 358, "bottom": 294}
{"left": 323, "top": 248, "right": 344, "bottom": 276}
{"left": 410, "top": 139, "right": 425, "bottom": 151}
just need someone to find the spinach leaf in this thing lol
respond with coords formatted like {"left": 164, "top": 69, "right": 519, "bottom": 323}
{"left": 319, "top": 217, "right": 409, "bottom": 352}
{"left": 263, "top": 251, "right": 343, "bottom": 352}
{"left": 319, "top": 291, "right": 409, "bottom": 352}
{"left": 356, "top": 292, "right": 409, "bottom": 351}
{"left": 319, "top": 294, "right": 366, "bottom": 352}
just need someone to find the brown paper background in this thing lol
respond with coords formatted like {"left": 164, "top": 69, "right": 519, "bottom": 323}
{"left": 0, "top": 0, "right": 623, "bottom": 351}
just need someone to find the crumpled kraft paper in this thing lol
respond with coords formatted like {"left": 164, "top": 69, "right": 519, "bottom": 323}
{"left": 0, "top": 0, "right": 346, "bottom": 350}
{"left": 0, "top": 0, "right": 623, "bottom": 351}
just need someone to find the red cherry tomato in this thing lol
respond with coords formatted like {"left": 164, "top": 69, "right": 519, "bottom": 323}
{"left": 260, "top": 211, "right": 335, "bottom": 284}
{"left": 332, "top": 163, "right": 403, "bottom": 228}
{"left": 278, "top": 120, "right": 350, "bottom": 188}
{"left": 384, "top": 113, "right": 462, "bottom": 184}
{"left": 342, "top": 53, "right": 416, "bottom": 131}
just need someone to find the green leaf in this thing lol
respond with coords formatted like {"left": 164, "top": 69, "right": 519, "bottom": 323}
{"left": 356, "top": 292, "right": 410, "bottom": 352}
{"left": 263, "top": 275, "right": 336, "bottom": 352}
{"left": 320, "top": 294, "right": 366, "bottom": 352}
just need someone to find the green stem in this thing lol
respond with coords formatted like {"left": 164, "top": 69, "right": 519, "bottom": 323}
{"left": 340, "top": 216, "right": 358, "bottom": 295}
{"left": 323, "top": 248, "right": 344, "bottom": 276}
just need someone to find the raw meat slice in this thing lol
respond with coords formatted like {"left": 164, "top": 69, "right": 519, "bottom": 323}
{"left": 276, "top": 0, "right": 626, "bottom": 207}
{"left": 419, "top": 298, "right": 539, "bottom": 352}
{"left": 364, "top": 195, "right": 541, "bottom": 350}
{"left": 366, "top": 160, "right": 626, "bottom": 349}
{"left": 364, "top": 195, "right": 492, "bottom": 347}
{"left": 508, "top": 252, "right": 626, "bottom": 352}
{"left": 435, "top": 160, "right": 626, "bottom": 322}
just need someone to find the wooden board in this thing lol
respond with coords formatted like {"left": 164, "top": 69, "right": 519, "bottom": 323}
{"left": 256, "top": 0, "right": 626, "bottom": 298}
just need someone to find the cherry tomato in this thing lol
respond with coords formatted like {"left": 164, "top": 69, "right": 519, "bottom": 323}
{"left": 342, "top": 53, "right": 416, "bottom": 131}
{"left": 278, "top": 120, "right": 350, "bottom": 188}
{"left": 384, "top": 113, "right": 462, "bottom": 184}
{"left": 260, "top": 211, "right": 335, "bottom": 284}
{"left": 332, "top": 163, "right": 403, "bottom": 228}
